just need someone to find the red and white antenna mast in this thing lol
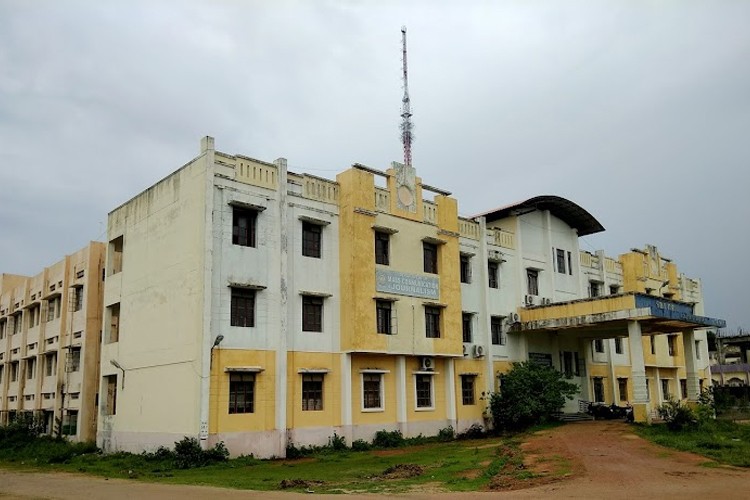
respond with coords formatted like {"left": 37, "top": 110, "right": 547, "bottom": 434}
{"left": 400, "top": 26, "right": 413, "bottom": 168}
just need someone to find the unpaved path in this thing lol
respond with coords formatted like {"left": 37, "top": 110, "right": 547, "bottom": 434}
{"left": 1, "top": 421, "right": 750, "bottom": 499}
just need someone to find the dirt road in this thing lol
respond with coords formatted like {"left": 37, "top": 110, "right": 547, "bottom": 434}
{"left": 1, "top": 421, "right": 749, "bottom": 499}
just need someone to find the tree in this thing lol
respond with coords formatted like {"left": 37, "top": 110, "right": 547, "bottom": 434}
{"left": 489, "top": 361, "right": 579, "bottom": 431}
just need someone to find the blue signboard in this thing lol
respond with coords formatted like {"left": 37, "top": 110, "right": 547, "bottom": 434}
{"left": 376, "top": 269, "right": 439, "bottom": 300}
{"left": 634, "top": 294, "right": 726, "bottom": 328}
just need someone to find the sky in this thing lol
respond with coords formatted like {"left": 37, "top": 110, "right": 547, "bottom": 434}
{"left": 1, "top": 1, "right": 748, "bottom": 330}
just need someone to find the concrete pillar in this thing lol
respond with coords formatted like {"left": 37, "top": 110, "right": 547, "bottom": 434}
{"left": 396, "top": 355, "right": 407, "bottom": 434}
{"left": 628, "top": 320, "right": 651, "bottom": 422}
{"left": 577, "top": 337, "right": 591, "bottom": 402}
{"left": 445, "top": 358, "right": 457, "bottom": 429}
{"left": 274, "top": 157, "right": 289, "bottom": 454}
{"left": 341, "top": 353, "right": 352, "bottom": 444}
{"left": 607, "top": 338, "right": 618, "bottom": 403}
{"left": 682, "top": 329, "right": 701, "bottom": 400}
{"left": 477, "top": 217, "right": 494, "bottom": 397}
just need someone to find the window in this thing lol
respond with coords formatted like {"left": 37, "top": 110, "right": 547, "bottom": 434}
{"left": 302, "top": 374, "right": 323, "bottom": 411}
{"left": 527, "top": 269, "right": 539, "bottom": 296}
{"left": 567, "top": 251, "right": 573, "bottom": 275}
{"left": 650, "top": 336, "right": 656, "bottom": 355}
{"left": 62, "top": 410, "right": 78, "bottom": 435}
{"left": 28, "top": 305, "right": 40, "bottom": 327}
{"left": 610, "top": 285, "right": 620, "bottom": 295}
{"left": 25, "top": 358, "right": 35, "bottom": 380}
{"left": 424, "top": 306, "right": 441, "bottom": 338}
{"left": 376, "top": 300, "right": 392, "bottom": 335}
{"left": 109, "top": 236, "right": 123, "bottom": 275}
{"left": 302, "top": 296, "right": 323, "bottom": 332}
{"left": 45, "top": 353, "right": 57, "bottom": 377}
{"left": 46, "top": 298, "right": 60, "bottom": 322}
{"left": 589, "top": 281, "right": 601, "bottom": 298}
{"left": 461, "top": 375, "right": 476, "bottom": 405}
{"left": 231, "top": 288, "right": 255, "bottom": 327}
{"left": 667, "top": 335, "right": 676, "bottom": 356}
{"left": 104, "top": 375, "right": 117, "bottom": 416}
{"left": 107, "top": 303, "right": 121, "bottom": 343}
{"left": 13, "top": 313, "right": 23, "bottom": 333}
{"left": 562, "top": 351, "right": 574, "bottom": 377}
{"left": 695, "top": 340, "right": 701, "bottom": 360}
{"left": 0, "top": 365, "right": 3, "bottom": 384}
{"left": 594, "top": 339, "right": 604, "bottom": 353}
{"left": 618, "top": 378, "right": 628, "bottom": 401}
{"left": 232, "top": 207, "right": 258, "bottom": 247}
{"left": 699, "top": 378, "right": 704, "bottom": 393}
{"left": 661, "top": 379, "right": 671, "bottom": 400}
{"left": 614, "top": 337, "right": 623, "bottom": 354}
{"left": 375, "top": 231, "right": 390, "bottom": 265}
{"left": 593, "top": 377, "right": 605, "bottom": 403}
{"left": 362, "top": 373, "right": 383, "bottom": 410}
{"left": 228, "top": 373, "right": 255, "bottom": 414}
{"left": 556, "top": 249, "right": 566, "bottom": 274}
{"left": 302, "top": 221, "right": 322, "bottom": 258}
{"left": 415, "top": 374, "right": 433, "bottom": 408}
{"left": 10, "top": 362, "right": 19, "bottom": 382}
{"left": 680, "top": 379, "right": 688, "bottom": 399}
{"left": 68, "top": 347, "right": 81, "bottom": 373}
{"left": 488, "top": 261, "right": 499, "bottom": 288}
{"left": 423, "top": 242, "right": 438, "bottom": 274}
{"left": 0, "top": 319, "right": 6, "bottom": 339}
{"left": 491, "top": 316, "right": 504, "bottom": 345}
{"left": 72, "top": 286, "right": 84, "bottom": 312}
{"left": 462, "top": 313, "right": 472, "bottom": 343}
{"left": 460, "top": 255, "right": 471, "bottom": 283}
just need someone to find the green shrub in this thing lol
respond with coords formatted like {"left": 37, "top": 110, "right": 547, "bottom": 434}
{"left": 372, "top": 429, "right": 404, "bottom": 448}
{"left": 328, "top": 432, "right": 347, "bottom": 451}
{"left": 172, "top": 437, "right": 229, "bottom": 469}
{"left": 489, "top": 361, "right": 579, "bottom": 431}
{"left": 456, "top": 424, "right": 487, "bottom": 440}
{"left": 657, "top": 400, "right": 697, "bottom": 431}
{"left": 437, "top": 426, "right": 455, "bottom": 442}
{"left": 351, "top": 439, "right": 371, "bottom": 451}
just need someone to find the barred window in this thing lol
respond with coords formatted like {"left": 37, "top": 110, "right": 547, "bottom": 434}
{"left": 376, "top": 300, "right": 392, "bottom": 335}
{"left": 491, "top": 316, "right": 504, "bottom": 345}
{"left": 460, "top": 255, "right": 471, "bottom": 283}
{"left": 229, "top": 373, "right": 255, "bottom": 414}
{"left": 423, "top": 242, "right": 438, "bottom": 274}
{"left": 302, "top": 374, "right": 323, "bottom": 411}
{"left": 302, "top": 296, "right": 323, "bottom": 332}
{"left": 231, "top": 288, "right": 255, "bottom": 327}
{"left": 461, "top": 375, "right": 476, "bottom": 405}
{"left": 232, "top": 207, "right": 258, "bottom": 247}
{"left": 302, "top": 222, "right": 322, "bottom": 258}
{"left": 488, "top": 261, "right": 499, "bottom": 288}
{"left": 416, "top": 374, "right": 432, "bottom": 408}
{"left": 462, "top": 313, "right": 472, "bottom": 343}
{"left": 425, "top": 307, "right": 441, "bottom": 338}
{"left": 362, "top": 373, "right": 382, "bottom": 410}
{"left": 375, "top": 231, "right": 390, "bottom": 265}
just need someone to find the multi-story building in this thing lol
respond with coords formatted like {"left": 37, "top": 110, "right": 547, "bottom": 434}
{"left": 95, "top": 137, "right": 724, "bottom": 458}
{"left": 0, "top": 242, "right": 105, "bottom": 441}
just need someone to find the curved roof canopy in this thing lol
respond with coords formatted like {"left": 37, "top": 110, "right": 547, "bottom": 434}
{"left": 474, "top": 195, "right": 605, "bottom": 237}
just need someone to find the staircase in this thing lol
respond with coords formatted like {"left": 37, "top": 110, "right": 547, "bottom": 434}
{"left": 558, "top": 412, "right": 595, "bottom": 422}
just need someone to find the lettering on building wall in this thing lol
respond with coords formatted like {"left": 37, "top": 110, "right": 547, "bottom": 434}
{"left": 376, "top": 269, "right": 439, "bottom": 300}
{"left": 528, "top": 352, "right": 553, "bottom": 367}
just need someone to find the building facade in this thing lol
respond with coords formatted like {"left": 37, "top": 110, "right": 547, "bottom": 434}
{"left": 0, "top": 242, "right": 105, "bottom": 441}
{"left": 94, "top": 137, "right": 724, "bottom": 458}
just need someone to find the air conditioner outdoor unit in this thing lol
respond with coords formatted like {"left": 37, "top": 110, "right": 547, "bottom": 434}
{"left": 542, "top": 297, "right": 551, "bottom": 305}
{"left": 420, "top": 357, "right": 434, "bottom": 371}
{"left": 473, "top": 345, "right": 485, "bottom": 358}
{"left": 525, "top": 295, "right": 535, "bottom": 305}
{"left": 508, "top": 312, "right": 520, "bottom": 323}
{"left": 462, "top": 345, "right": 468, "bottom": 356}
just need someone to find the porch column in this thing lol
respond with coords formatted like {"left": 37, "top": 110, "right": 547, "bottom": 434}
{"left": 628, "top": 320, "right": 651, "bottom": 422}
{"left": 682, "top": 329, "right": 701, "bottom": 400}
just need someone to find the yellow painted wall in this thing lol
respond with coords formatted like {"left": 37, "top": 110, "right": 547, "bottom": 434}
{"left": 287, "top": 351, "right": 341, "bottom": 429}
{"left": 521, "top": 295, "right": 635, "bottom": 322}
{"left": 209, "top": 349, "right": 276, "bottom": 433}
{"left": 405, "top": 357, "right": 447, "bottom": 422}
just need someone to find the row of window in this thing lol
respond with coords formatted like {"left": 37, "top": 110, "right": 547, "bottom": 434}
{"left": 461, "top": 313, "right": 506, "bottom": 345}
{"left": 230, "top": 290, "right": 324, "bottom": 332}
{"left": 593, "top": 336, "right": 702, "bottom": 359}
{"left": 227, "top": 371, "right": 479, "bottom": 415}
{"left": 592, "top": 376, "right": 704, "bottom": 403}
{"left": 0, "top": 291, "right": 87, "bottom": 340}
{"left": 459, "top": 255, "right": 501, "bottom": 288}
{"left": 233, "top": 206, "right": 325, "bottom": 258}
{"left": 0, "top": 350, "right": 79, "bottom": 384}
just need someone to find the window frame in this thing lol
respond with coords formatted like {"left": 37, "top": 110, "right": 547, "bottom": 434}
{"left": 230, "top": 288, "right": 256, "bottom": 328}
{"left": 103, "top": 375, "right": 117, "bottom": 416}
{"left": 614, "top": 337, "right": 623, "bottom": 355}
{"left": 491, "top": 316, "right": 504, "bottom": 345}
{"left": 488, "top": 260, "right": 499, "bottom": 288}
{"left": 593, "top": 376, "right": 605, "bottom": 403}
{"left": 462, "top": 312, "right": 472, "bottom": 343}
{"left": 302, "top": 221, "right": 322, "bottom": 258}
{"left": 302, "top": 374, "right": 324, "bottom": 411}
{"left": 228, "top": 373, "right": 255, "bottom": 414}
{"left": 302, "top": 295, "right": 324, "bottom": 332}
{"left": 69, "top": 347, "right": 81, "bottom": 373}
{"left": 423, "top": 242, "right": 438, "bottom": 274}
{"left": 460, "top": 254, "right": 471, "bottom": 283}
{"left": 527, "top": 269, "right": 539, "bottom": 296}
{"left": 232, "top": 206, "right": 258, "bottom": 248}
{"left": 461, "top": 375, "right": 476, "bottom": 405}
{"left": 376, "top": 299, "right": 393, "bottom": 335}
{"left": 617, "top": 378, "right": 628, "bottom": 402}
{"left": 424, "top": 306, "right": 441, "bottom": 338}
{"left": 593, "top": 339, "right": 604, "bottom": 353}
{"left": 374, "top": 231, "right": 390, "bottom": 265}
{"left": 361, "top": 373, "right": 384, "bottom": 411}
{"left": 415, "top": 374, "right": 434, "bottom": 409}
{"left": 556, "top": 248, "right": 566, "bottom": 274}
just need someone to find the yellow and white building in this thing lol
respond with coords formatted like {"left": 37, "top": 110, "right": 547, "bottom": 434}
{"left": 0, "top": 242, "right": 105, "bottom": 441}
{"left": 94, "top": 136, "right": 724, "bottom": 457}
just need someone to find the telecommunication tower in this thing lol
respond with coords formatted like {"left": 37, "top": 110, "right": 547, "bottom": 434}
{"left": 400, "top": 26, "right": 413, "bottom": 168}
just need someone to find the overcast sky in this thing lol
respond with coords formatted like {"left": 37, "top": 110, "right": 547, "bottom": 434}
{"left": 1, "top": 1, "right": 748, "bottom": 330}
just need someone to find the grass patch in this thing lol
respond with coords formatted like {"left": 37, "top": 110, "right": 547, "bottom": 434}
{"left": 635, "top": 420, "right": 750, "bottom": 467}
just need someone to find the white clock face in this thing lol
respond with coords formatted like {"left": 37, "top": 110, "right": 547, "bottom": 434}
{"left": 398, "top": 185, "right": 414, "bottom": 207}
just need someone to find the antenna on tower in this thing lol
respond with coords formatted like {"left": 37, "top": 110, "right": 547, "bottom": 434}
{"left": 400, "top": 26, "right": 413, "bottom": 168}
